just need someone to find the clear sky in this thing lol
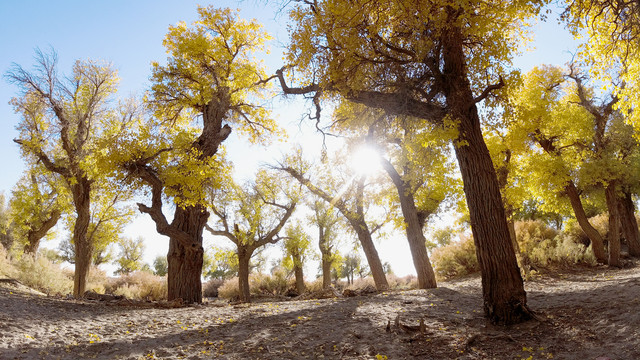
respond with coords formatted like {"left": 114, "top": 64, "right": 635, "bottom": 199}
{"left": 0, "top": 1, "right": 579, "bottom": 277}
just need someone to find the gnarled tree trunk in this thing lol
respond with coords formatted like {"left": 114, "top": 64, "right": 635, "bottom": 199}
{"left": 605, "top": 183, "right": 621, "bottom": 267}
{"left": 292, "top": 253, "right": 306, "bottom": 294}
{"left": 24, "top": 209, "right": 61, "bottom": 255}
{"left": 167, "top": 205, "right": 207, "bottom": 303}
{"left": 237, "top": 246, "right": 252, "bottom": 302}
{"left": 71, "top": 179, "right": 92, "bottom": 298}
{"left": 565, "top": 181, "right": 607, "bottom": 263}
{"left": 619, "top": 190, "right": 640, "bottom": 257}
{"left": 443, "top": 24, "right": 530, "bottom": 325}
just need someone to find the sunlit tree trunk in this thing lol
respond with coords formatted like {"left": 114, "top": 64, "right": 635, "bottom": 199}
{"left": 381, "top": 159, "right": 437, "bottom": 289}
{"left": 71, "top": 178, "right": 92, "bottom": 298}
{"left": 292, "top": 251, "right": 306, "bottom": 294}
{"left": 619, "top": 190, "right": 640, "bottom": 257}
{"left": 565, "top": 181, "right": 607, "bottom": 263}
{"left": 167, "top": 205, "right": 207, "bottom": 303}
{"left": 318, "top": 226, "right": 333, "bottom": 289}
{"left": 237, "top": 246, "right": 252, "bottom": 302}
{"left": 443, "top": 23, "right": 530, "bottom": 325}
{"left": 605, "top": 183, "right": 621, "bottom": 267}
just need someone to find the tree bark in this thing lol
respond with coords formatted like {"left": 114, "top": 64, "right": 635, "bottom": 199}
{"left": 381, "top": 158, "right": 437, "bottom": 289}
{"left": 71, "top": 179, "right": 92, "bottom": 298}
{"left": 237, "top": 247, "right": 252, "bottom": 302}
{"left": 619, "top": 190, "right": 640, "bottom": 257}
{"left": 442, "top": 23, "right": 530, "bottom": 325}
{"left": 351, "top": 221, "right": 388, "bottom": 290}
{"left": 167, "top": 205, "right": 207, "bottom": 303}
{"left": 24, "top": 209, "right": 61, "bottom": 255}
{"left": 564, "top": 181, "right": 607, "bottom": 263}
{"left": 318, "top": 226, "right": 333, "bottom": 289}
{"left": 293, "top": 255, "right": 306, "bottom": 294}
{"left": 605, "top": 183, "right": 621, "bottom": 267}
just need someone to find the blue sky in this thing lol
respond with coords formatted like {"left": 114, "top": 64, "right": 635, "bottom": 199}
{"left": 0, "top": 1, "right": 579, "bottom": 276}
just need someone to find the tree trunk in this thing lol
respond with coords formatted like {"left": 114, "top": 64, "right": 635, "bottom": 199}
{"left": 381, "top": 159, "right": 437, "bottom": 289}
{"left": 619, "top": 190, "right": 640, "bottom": 257}
{"left": 565, "top": 181, "right": 607, "bottom": 263}
{"left": 443, "top": 22, "right": 530, "bottom": 325}
{"left": 352, "top": 222, "right": 388, "bottom": 290}
{"left": 71, "top": 180, "right": 92, "bottom": 298}
{"left": 237, "top": 247, "right": 252, "bottom": 303}
{"left": 293, "top": 256, "right": 305, "bottom": 294}
{"left": 167, "top": 205, "right": 207, "bottom": 303}
{"left": 24, "top": 209, "right": 61, "bottom": 255}
{"left": 402, "top": 200, "right": 437, "bottom": 289}
{"left": 605, "top": 183, "right": 621, "bottom": 267}
{"left": 318, "top": 226, "right": 333, "bottom": 289}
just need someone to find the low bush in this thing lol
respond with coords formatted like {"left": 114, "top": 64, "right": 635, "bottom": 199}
{"left": 217, "top": 270, "right": 300, "bottom": 300}
{"left": 0, "top": 245, "right": 16, "bottom": 278}
{"left": 516, "top": 220, "right": 597, "bottom": 271}
{"left": 203, "top": 278, "right": 224, "bottom": 298}
{"left": 13, "top": 253, "right": 73, "bottom": 295}
{"left": 217, "top": 277, "right": 240, "bottom": 300}
{"left": 106, "top": 271, "right": 167, "bottom": 301}
{"left": 431, "top": 233, "right": 479, "bottom": 280}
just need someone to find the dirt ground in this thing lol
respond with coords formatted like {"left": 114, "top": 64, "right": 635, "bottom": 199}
{"left": 1, "top": 263, "right": 639, "bottom": 360}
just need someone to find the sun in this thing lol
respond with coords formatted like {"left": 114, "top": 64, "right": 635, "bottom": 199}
{"left": 350, "top": 144, "right": 382, "bottom": 176}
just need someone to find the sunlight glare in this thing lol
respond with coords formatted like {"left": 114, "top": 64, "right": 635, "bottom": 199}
{"left": 350, "top": 145, "right": 382, "bottom": 176}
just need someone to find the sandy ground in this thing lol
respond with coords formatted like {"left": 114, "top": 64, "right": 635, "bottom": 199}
{"left": 1, "top": 264, "right": 640, "bottom": 360}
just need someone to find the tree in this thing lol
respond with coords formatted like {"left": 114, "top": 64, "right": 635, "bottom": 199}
{"left": 108, "top": 7, "right": 280, "bottom": 303}
{"left": 278, "top": 149, "right": 390, "bottom": 290}
{"left": 10, "top": 166, "right": 65, "bottom": 255}
{"left": 282, "top": 221, "right": 313, "bottom": 294}
{"left": 114, "top": 237, "right": 146, "bottom": 275}
{"left": 562, "top": 0, "right": 640, "bottom": 131}
{"left": 7, "top": 50, "right": 120, "bottom": 297}
{"left": 332, "top": 104, "right": 461, "bottom": 289}
{"left": 277, "top": 0, "right": 543, "bottom": 324}
{"left": 206, "top": 169, "right": 298, "bottom": 302}
{"left": 308, "top": 199, "right": 341, "bottom": 289}
{"left": 153, "top": 255, "right": 168, "bottom": 277}
{"left": 506, "top": 65, "right": 640, "bottom": 265}
{"left": 203, "top": 246, "right": 239, "bottom": 280}
{"left": 0, "top": 192, "right": 16, "bottom": 251}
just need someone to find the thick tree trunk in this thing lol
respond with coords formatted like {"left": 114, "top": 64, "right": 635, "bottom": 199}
{"left": 71, "top": 180, "right": 92, "bottom": 298}
{"left": 167, "top": 205, "right": 207, "bottom": 304}
{"left": 237, "top": 248, "right": 252, "bottom": 303}
{"left": 605, "top": 183, "right": 621, "bottom": 267}
{"left": 293, "top": 258, "right": 305, "bottom": 294}
{"left": 443, "top": 23, "right": 530, "bottom": 325}
{"left": 565, "top": 181, "right": 607, "bottom": 263}
{"left": 24, "top": 209, "right": 61, "bottom": 255}
{"left": 352, "top": 223, "right": 388, "bottom": 290}
{"left": 318, "top": 226, "right": 333, "bottom": 289}
{"left": 619, "top": 191, "right": 640, "bottom": 257}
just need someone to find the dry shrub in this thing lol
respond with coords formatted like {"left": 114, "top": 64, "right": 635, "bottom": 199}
{"left": 0, "top": 245, "right": 16, "bottom": 278}
{"left": 217, "top": 277, "right": 240, "bottom": 300}
{"left": 306, "top": 278, "right": 325, "bottom": 293}
{"left": 516, "top": 220, "right": 596, "bottom": 270}
{"left": 387, "top": 274, "right": 418, "bottom": 290}
{"left": 562, "top": 215, "right": 609, "bottom": 247}
{"left": 431, "top": 233, "right": 479, "bottom": 280}
{"left": 345, "top": 276, "right": 376, "bottom": 292}
{"left": 106, "top": 271, "right": 167, "bottom": 301}
{"left": 252, "top": 268, "right": 293, "bottom": 296}
{"left": 203, "top": 278, "right": 224, "bottom": 298}
{"left": 86, "top": 267, "right": 108, "bottom": 294}
{"left": 13, "top": 254, "right": 73, "bottom": 295}
{"left": 217, "top": 270, "right": 299, "bottom": 300}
